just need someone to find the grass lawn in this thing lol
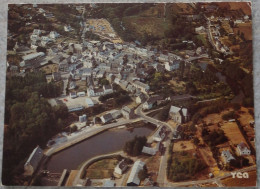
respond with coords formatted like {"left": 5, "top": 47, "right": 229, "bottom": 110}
{"left": 221, "top": 171, "right": 256, "bottom": 187}
{"left": 85, "top": 158, "right": 118, "bottom": 179}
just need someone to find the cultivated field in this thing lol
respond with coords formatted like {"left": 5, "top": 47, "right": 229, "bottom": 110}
{"left": 216, "top": 2, "right": 251, "bottom": 15}
{"left": 221, "top": 170, "right": 256, "bottom": 187}
{"left": 173, "top": 141, "right": 195, "bottom": 152}
{"left": 234, "top": 22, "right": 252, "bottom": 41}
{"left": 221, "top": 122, "right": 247, "bottom": 146}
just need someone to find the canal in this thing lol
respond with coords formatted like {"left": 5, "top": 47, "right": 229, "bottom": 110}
{"left": 45, "top": 125, "right": 155, "bottom": 173}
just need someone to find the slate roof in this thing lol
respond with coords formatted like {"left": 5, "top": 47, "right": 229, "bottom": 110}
{"left": 127, "top": 160, "right": 145, "bottom": 186}
{"left": 24, "top": 146, "right": 43, "bottom": 169}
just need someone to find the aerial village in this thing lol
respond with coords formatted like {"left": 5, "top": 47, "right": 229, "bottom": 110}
{"left": 4, "top": 2, "right": 256, "bottom": 187}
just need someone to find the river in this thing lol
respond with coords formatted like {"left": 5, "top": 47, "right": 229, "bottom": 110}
{"left": 45, "top": 126, "right": 155, "bottom": 173}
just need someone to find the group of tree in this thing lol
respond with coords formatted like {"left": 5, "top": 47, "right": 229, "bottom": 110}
{"left": 202, "top": 129, "right": 228, "bottom": 147}
{"left": 167, "top": 151, "right": 207, "bottom": 182}
{"left": 123, "top": 136, "right": 147, "bottom": 156}
{"left": 3, "top": 72, "right": 68, "bottom": 185}
{"left": 190, "top": 98, "right": 229, "bottom": 124}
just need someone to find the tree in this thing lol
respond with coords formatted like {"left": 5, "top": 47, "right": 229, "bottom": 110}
{"left": 192, "top": 137, "right": 200, "bottom": 145}
{"left": 123, "top": 136, "right": 147, "bottom": 156}
{"left": 71, "top": 125, "right": 78, "bottom": 133}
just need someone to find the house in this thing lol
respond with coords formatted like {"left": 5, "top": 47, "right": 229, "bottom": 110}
{"left": 153, "top": 126, "right": 167, "bottom": 142}
{"left": 52, "top": 72, "right": 61, "bottom": 81}
{"left": 49, "top": 31, "right": 60, "bottom": 39}
{"left": 158, "top": 54, "right": 168, "bottom": 62}
{"left": 33, "top": 29, "right": 42, "bottom": 35}
{"left": 69, "top": 81, "right": 76, "bottom": 90}
{"left": 70, "top": 92, "right": 77, "bottom": 99}
{"left": 114, "top": 159, "right": 128, "bottom": 176}
{"left": 142, "top": 146, "right": 157, "bottom": 156}
{"left": 109, "top": 109, "right": 122, "bottom": 119}
{"left": 96, "top": 70, "right": 106, "bottom": 78}
{"left": 30, "top": 34, "right": 40, "bottom": 41}
{"left": 119, "top": 80, "right": 129, "bottom": 90}
{"left": 64, "top": 25, "right": 73, "bottom": 32}
{"left": 126, "top": 160, "right": 145, "bottom": 186}
{"left": 132, "top": 80, "right": 150, "bottom": 94}
{"left": 100, "top": 113, "right": 113, "bottom": 124}
{"left": 79, "top": 114, "right": 87, "bottom": 123}
{"left": 165, "top": 60, "right": 180, "bottom": 71}
{"left": 236, "top": 142, "right": 251, "bottom": 156}
{"left": 87, "top": 88, "right": 102, "bottom": 97}
{"left": 196, "top": 47, "right": 205, "bottom": 55}
{"left": 221, "top": 150, "right": 235, "bottom": 164}
{"left": 135, "top": 93, "right": 146, "bottom": 104}
{"left": 68, "top": 104, "right": 84, "bottom": 112}
{"left": 122, "top": 106, "right": 135, "bottom": 119}
{"left": 126, "top": 84, "right": 136, "bottom": 93}
{"left": 143, "top": 95, "right": 163, "bottom": 110}
{"left": 85, "top": 98, "right": 94, "bottom": 107}
{"left": 77, "top": 92, "right": 86, "bottom": 97}
{"left": 24, "top": 146, "right": 44, "bottom": 176}
{"left": 59, "top": 61, "right": 69, "bottom": 72}
{"left": 195, "top": 26, "right": 206, "bottom": 34}
{"left": 156, "top": 64, "right": 165, "bottom": 73}
{"left": 169, "top": 106, "right": 189, "bottom": 124}
{"left": 172, "top": 125, "right": 182, "bottom": 140}
{"left": 84, "top": 60, "right": 94, "bottom": 68}
{"left": 20, "top": 52, "right": 45, "bottom": 67}
{"left": 103, "top": 85, "right": 113, "bottom": 94}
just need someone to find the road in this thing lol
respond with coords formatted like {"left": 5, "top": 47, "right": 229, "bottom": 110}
{"left": 135, "top": 104, "right": 173, "bottom": 187}
{"left": 44, "top": 118, "right": 143, "bottom": 156}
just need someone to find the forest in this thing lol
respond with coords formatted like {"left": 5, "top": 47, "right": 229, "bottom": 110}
{"left": 3, "top": 72, "right": 68, "bottom": 185}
